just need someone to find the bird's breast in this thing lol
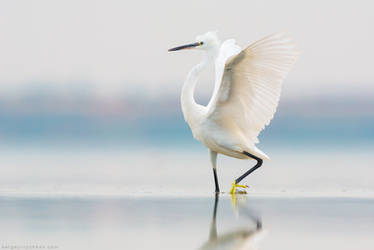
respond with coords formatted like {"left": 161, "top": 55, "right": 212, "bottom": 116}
{"left": 190, "top": 119, "right": 248, "bottom": 159}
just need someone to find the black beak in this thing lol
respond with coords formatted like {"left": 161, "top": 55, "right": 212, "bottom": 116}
{"left": 168, "top": 42, "right": 202, "bottom": 52}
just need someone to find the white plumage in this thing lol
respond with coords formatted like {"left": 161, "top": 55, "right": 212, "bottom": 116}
{"left": 169, "top": 31, "right": 298, "bottom": 192}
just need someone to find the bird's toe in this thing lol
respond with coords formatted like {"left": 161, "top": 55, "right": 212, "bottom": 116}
{"left": 229, "top": 181, "right": 248, "bottom": 194}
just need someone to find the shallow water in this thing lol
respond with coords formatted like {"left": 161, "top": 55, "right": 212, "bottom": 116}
{"left": 1, "top": 195, "right": 373, "bottom": 250}
{"left": 0, "top": 145, "right": 373, "bottom": 250}
{"left": 0, "top": 147, "right": 373, "bottom": 197}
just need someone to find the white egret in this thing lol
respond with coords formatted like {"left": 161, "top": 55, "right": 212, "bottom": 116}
{"left": 168, "top": 31, "right": 298, "bottom": 193}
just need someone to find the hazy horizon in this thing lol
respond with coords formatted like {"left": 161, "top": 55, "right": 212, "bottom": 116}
{"left": 0, "top": 0, "right": 373, "bottom": 99}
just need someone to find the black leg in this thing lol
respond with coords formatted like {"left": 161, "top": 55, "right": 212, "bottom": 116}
{"left": 209, "top": 193, "right": 219, "bottom": 240}
{"left": 235, "top": 151, "right": 263, "bottom": 184}
{"left": 213, "top": 168, "right": 220, "bottom": 193}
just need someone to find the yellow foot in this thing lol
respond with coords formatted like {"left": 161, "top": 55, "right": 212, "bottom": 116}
{"left": 229, "top": 181, "right": 248, "bottom": 194}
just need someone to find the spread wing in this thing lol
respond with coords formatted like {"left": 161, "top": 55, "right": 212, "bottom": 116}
{"left": 207, "top": 33, "right": 299, "bottom": 145}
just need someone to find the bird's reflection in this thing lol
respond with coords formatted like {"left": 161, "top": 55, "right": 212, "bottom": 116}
{"left": 199, "top": 194, "right": 263, "bottom": 250}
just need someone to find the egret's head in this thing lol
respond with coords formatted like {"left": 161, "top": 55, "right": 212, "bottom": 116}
{"left": 168, "top": 31, "right": 220, "bottom": 52}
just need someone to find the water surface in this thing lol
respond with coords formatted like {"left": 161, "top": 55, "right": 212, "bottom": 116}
{"left": 1, "top": 195, "right": 373, "bottom": 250}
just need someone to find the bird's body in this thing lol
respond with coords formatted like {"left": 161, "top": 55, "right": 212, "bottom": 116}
{"left": 169, "top": 31, "right": 298, "bottom": 193}
{"left": 186, "top": 108, "right": 265, "bottom": 160}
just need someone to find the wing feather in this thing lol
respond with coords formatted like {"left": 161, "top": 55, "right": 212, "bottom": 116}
{"left": 207, "top": 33, "right": 299, "bottom": 145}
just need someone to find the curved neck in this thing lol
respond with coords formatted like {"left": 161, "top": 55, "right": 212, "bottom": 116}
{"left": 181, "top": 56, "right": 211, "bottom": 125}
